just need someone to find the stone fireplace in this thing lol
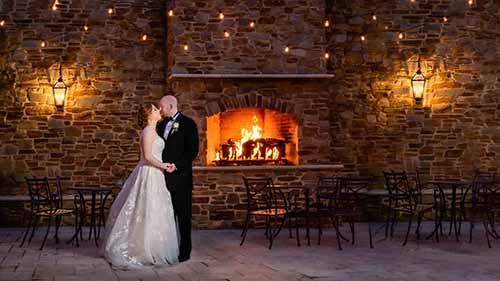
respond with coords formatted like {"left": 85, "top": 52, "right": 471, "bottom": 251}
{"left": 207, "top": 107, "right": 298, "bottom": 166}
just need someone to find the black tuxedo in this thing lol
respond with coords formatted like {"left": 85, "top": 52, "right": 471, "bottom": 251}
{"left": 157, "top": 112, "right": 199, "bottom": 261}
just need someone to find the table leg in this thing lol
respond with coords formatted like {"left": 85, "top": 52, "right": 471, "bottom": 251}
{"left": 305, "top": 189, "right": 310, "bottom": 246}
{"left": 90, "top": 192, "right": 99, "bottom": 246}
{"left": 67, "top": 191, "right": 85, "bottom": 245}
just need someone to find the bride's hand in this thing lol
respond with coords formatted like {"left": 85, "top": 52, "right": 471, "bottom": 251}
{"left": 165, "top": 163, "right": 176, "bottom": 173}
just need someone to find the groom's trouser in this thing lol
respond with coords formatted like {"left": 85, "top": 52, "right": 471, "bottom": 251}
{"left": 171, "top": 187, "right": 192, "bottom": 259}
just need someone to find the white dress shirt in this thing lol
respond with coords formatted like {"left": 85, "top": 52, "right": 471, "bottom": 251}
{"left": 163, "top": 111, "right": 180, "bottom": 140}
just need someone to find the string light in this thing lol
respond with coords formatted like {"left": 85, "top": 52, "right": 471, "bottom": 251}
{"left": 410, "top": 0, "right": 416, "bottom": 2}
{"left": 468, "top": 0, "right": 474, "bottom": 5}
{"left": 324, "top": 52, "right": 330, "bottom": 59}
{"left": 249, "top": 21, "right": 255, "bottom": 28}
{"left": 142, "top": 34, "right": 147, "bottom": 41}
{"left": 168, "top": 9, "right": 174, "bottom": 17}
{"left": 0, "top": 20, "right": 5, "bottom": 27}
{"left": 108, "top": 8, "right": 114, "bottom": 15}
{"left": 84, "top": 25, "right": 89, "bottom": 31}
{"left": 284, "top": 46, "right": 290, "bottom": 53}
{"left": 371, "top": 13, "right": 377, "bottom": 21}
{"left": 398, "top": 32, "right": 404, "bottom": 39}
{"left": 443, "top": 16, "right": 448, "bottom": 23}
{"left": 361, "top": 35, "right": 366, "bottom": 41}
{"left": 52, "top": 2, "right": 58, "bottom": 11}
{"left": 224, "top": 30, "right": 230, "bottom": 38}
{"left": 324, "top": 20, "right": 330, "bottom": 27}
{"left": 40, "top": 41, "right": 47, "bottom": 48}
{"left": 183, "top": 44, "right": 189, "bottom": 51}
{"left": 218, "top": 11, "right": 224, "bottom": 20}
{"left": 384, "top": 25, "right": 389, "bottom": 30}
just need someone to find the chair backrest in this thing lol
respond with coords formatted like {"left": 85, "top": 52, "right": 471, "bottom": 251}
{"left": 336, "top": 177, "right": 371, "bottom": 207}
{"left": 470, "top": 171, "right": 498, "bottom": 206}
{"left": 317, "top": 176, "right": 339, "bottom": 200}
{"left": 25, "top": 177, "right": 57, "bottom": 213}
{"left": 383, "top": 171, "right": 417, "bottom": 209}
{"left": 242, "top": 177, "right": 285, "bottom": 212}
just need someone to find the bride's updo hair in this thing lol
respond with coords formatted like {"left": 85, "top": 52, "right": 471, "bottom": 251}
{"left": 137, "top": 103, "right": 154, "bottom": 128}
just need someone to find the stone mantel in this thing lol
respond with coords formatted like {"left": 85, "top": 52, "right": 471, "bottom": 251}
{"left": 193, "top": 164, "right": 343, "bottom": 171}
{"left": 168, "top": 73, "right": 336, "bottom": 79}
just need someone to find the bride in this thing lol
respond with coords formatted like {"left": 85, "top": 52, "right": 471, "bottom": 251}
{"left": 102, "top": 103, "right": 179, "bottom": 269}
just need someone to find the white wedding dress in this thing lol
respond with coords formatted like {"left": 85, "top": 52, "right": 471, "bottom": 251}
{"left": 102, "top": 126, "right": 179, "bottom": 269}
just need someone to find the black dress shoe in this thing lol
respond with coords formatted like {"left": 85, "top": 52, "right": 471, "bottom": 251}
{"left": 178, "top": 256, "right": 190, "bottom": 262}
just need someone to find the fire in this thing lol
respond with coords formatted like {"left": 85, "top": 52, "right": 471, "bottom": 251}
{"left": 215, "top": 115, "right": 283, "bottom": 161}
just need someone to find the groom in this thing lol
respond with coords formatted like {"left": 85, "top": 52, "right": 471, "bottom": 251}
{"left": 158, "top": 95, "right": 199, "bottom": 262}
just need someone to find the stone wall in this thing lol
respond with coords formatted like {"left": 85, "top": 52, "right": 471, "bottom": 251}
{"left": 0, "top": 0, "right": 168, "bottom": 193}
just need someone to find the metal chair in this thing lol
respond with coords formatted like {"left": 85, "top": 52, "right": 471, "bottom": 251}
{"left": 240, "top": 177, "right": 298, "bottom": 249}
{"left": 383, "top": 171, "right": 437, "bottom": 245}
{"left": 20, "top": 177, "right": 78, "bottom": 250}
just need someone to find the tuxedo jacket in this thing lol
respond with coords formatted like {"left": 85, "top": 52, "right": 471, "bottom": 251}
{"left": 157, "top": 113, "right": 199, "bottom": 192}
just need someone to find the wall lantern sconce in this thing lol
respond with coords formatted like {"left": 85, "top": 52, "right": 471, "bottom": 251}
{"left": 411, "top": 57, "right": 426, "bottom": 102}
{"left": 52, "top": 64, "right": 67, "bottom": 111}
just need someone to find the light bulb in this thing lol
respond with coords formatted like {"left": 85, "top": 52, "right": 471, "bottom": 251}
{"left": 249, "top": 21, "right": 255, "bottom": 28}
{"left": 443, "top": 16, "right": 448, "bottom": 22}
{"left": 372, "top": 14, "right": 377, "bottom": 21}
{"left": 41, "top": 41, "right": 46, "bottom": 48}
{"left": 284, "top": 46, "right": 289, "bottom": 53}
{"left": 468, "top": 0, "right": 473, "bottom": 5}
{"left": 324, "top": 20, "right": 330, "bottom": 27}
{"left": 0, "top": 20, "right": 5, "bottom": 27}
{"left": 142, "top": 34, "right": 147, "bottom": 41}
{"left": 84, "top": 25, "right": 88, "bottom": 31}
{"left": 324, "top": 52, "right": 330, "bottom": 59}
{"left": 108, "top": 8, "right": 113, "bottom": 15}
{"left": 219, "top": 11, "right": 224, "bottom": 20}
{"left": 183, "top": 44, "right": 189, "bottom": 51}
{"left": 398, "top": 32, "right": 404, "bottom": 39}
{"left": 224, "top": 31, "right": 229, "bottom": 38}
{"left": 168, "top": 10, "right": 174, "bottom": 17}
{"left": 52, "top": 4, "right": 57, "bottom": 11}
{"left": 361, "top": 35, "right": 366, "bottom": 41}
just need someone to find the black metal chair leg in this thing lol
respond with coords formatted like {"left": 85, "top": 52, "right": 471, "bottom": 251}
{"left": 20, "top": 214, "right": 33, "bottom": 247}
{"left": 74, "top": 212, "right": 80, "bottom": 247}
{"left": 54, "top": 216, "right": 62, "bottom": 244}
{"left": 295, "top": 215, "right": 301, "bottom": 247}
{"left": 416, "top": 213, "right": 423, "bottom": 243}
{"left": 268, "top": 216, "right": 275, "bottom": 249}
{"left": 239, "top": 216, "right": 250, "bottom": 246}
{"left": 40, "top": 217, "right": 52, "bottom": 251}
{"left": 469, "top": 221, "right": 474, "bottom": 243}
{"left": 368, "top": 221, "right": 373, "bottom": 249}
{"left": 403, "top": 215, "right": 413, "bottom": 246}
{"left": 28, "top": 216, "right": 39, "bottom": 244}
{"left": 335, "top": 216, "right": 342, "bottom": 250}
{"left": 483, "top": 218, "right": 492, "bottom": 248}
{"left": 317, "top": 215, "right": 322, "bottom": 245}
{"left": 349, "top": 219, "right": 355, "bottom": 245}
{"left": 240, "top": 214, "right": 250, "bottom": 237}
{"left": 390, "top": 210, "right": 397, "bottom": 238}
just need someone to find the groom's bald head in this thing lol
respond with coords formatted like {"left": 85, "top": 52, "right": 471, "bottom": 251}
{"left": 159, "top": 95, "right": 178, "bottom": 118}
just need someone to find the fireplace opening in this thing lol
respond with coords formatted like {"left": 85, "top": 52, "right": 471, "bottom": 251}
{"left": 207, "top": 108, "right": 298, "bottom": 166}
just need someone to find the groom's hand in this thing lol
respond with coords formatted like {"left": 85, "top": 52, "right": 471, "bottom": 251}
{"left": 165, "top": 163, "right": 176, "bottom": 173}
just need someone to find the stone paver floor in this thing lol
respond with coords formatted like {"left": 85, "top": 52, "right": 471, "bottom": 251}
{"left": 1, "top": 223, "right": 500, "bottom": 281}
